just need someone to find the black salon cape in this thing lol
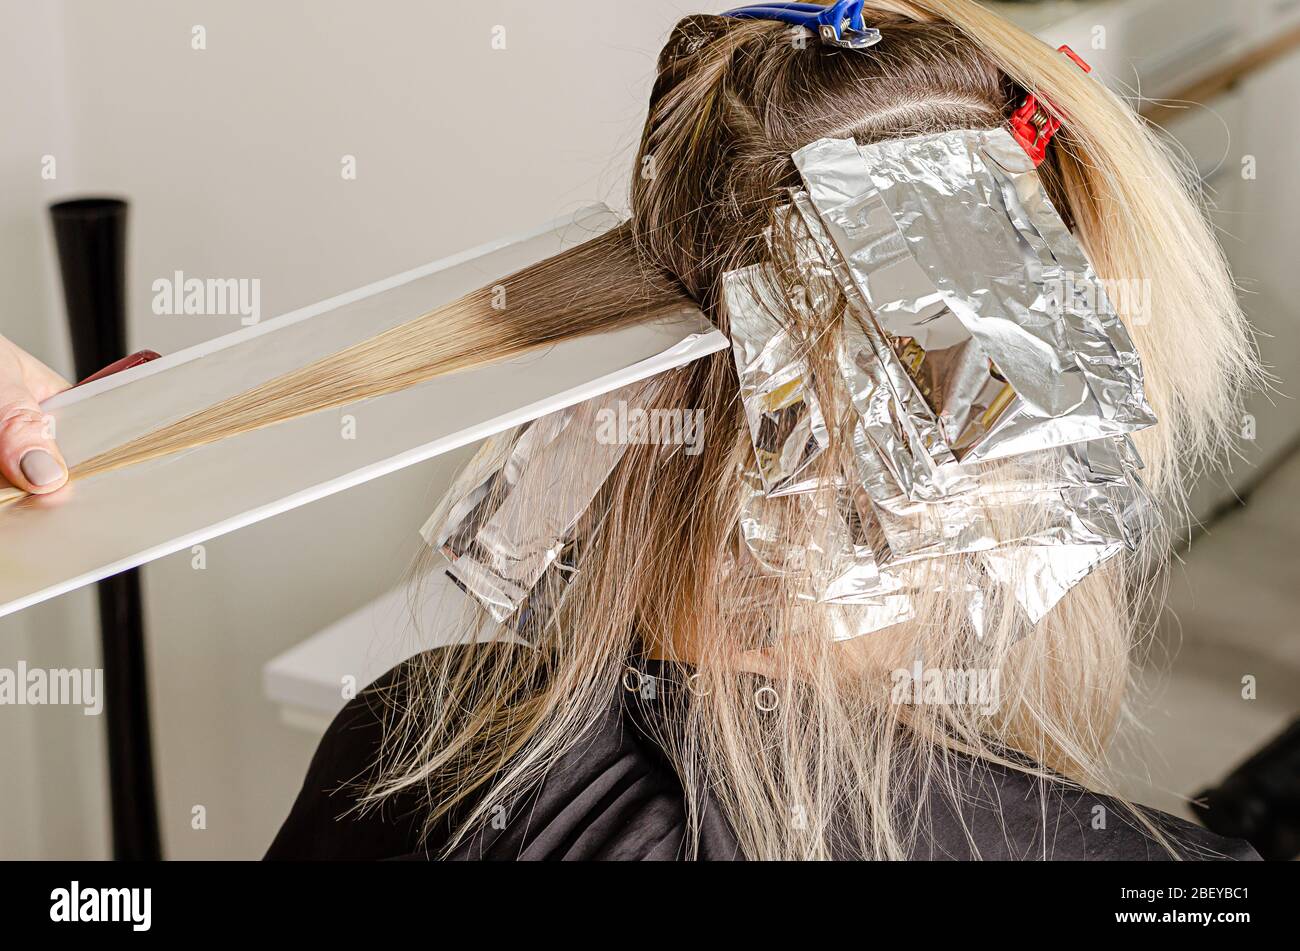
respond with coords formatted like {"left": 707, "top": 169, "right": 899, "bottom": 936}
{"left": 267, "top": 647, "right": 1259, "bottom": 861}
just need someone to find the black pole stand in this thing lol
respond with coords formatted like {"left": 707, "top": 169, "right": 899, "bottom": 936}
{"left": 49, "top": 197, "right": 162, "bottom": 861}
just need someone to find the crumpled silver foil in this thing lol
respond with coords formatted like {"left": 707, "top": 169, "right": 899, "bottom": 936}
{"left": 792, "top": 130, "right": 1157, "bottom": 473}
{"left": 433, "top": 126, "right": 1159, "bottom": 641}
{"left": 422, "top": 379, "right": 654, "bottom": 628}
{"left": 725, "top": 265, "right": 829, "bottom": 497}
{"left": 722, "top": 127, "right": 1158, "bottom": 637}
{"left": 980, "top": 542, "right": 1122, "bottom": 625}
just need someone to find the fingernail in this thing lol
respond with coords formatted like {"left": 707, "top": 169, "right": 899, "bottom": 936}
{"left": 20, "top": 449, "right": 64, "bottom": 487}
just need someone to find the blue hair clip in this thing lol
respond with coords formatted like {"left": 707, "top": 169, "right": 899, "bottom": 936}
{"left": 723, "top": 1, "right": 882, "bottom": 50}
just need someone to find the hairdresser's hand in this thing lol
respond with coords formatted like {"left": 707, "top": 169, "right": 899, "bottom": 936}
{"left": 0, "top": 335, "right": 70, "bottom": 494}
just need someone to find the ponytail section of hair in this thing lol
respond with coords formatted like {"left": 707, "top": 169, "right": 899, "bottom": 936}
{"left": 7, "top": 223, "right": 695, "bottom": 502}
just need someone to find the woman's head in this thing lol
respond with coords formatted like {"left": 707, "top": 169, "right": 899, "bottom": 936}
{"left": 365, "top": 1, "right": 1257, "bottom": 859}
{"left": 627, "top": 1, "right": 1253, "bottom": 495}
{"left": 632, "top": 11, "right": 1012, "bottom": 304}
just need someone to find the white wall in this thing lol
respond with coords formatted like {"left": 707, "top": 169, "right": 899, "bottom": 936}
{"left": 1, "top": 0, "right": 730, "bottom": 859}
{"left": 0, "top": 0, "right": 107, "bottom": 860}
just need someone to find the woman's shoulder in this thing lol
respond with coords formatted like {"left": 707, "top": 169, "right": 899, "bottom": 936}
{"left": 266, "top": 644, "right": 707, "bottom": 861}
{"left": 914, "top": 756, "right": 1261, "bottom": 862}
{"left": 264, "top": 645, "right": 489, "bottom": 861}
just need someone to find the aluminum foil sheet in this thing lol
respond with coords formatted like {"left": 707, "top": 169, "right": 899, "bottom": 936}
{"left": 980, "top": 543, "right": 1122, "bottom": 625}
{"left": 792, "top": 129, "right": 1156, "bottom": 471}
{"left": 734, "top": 460, "right": 1000, "bottom": 639}
{"left": 425, "top": 127, "right": 1159, "bottom": 642}
{"left": 715, "top": 126, "right": 1158, "bottom": 637}
{"left": 733, "top": 470, "right": 918, "bottom": 639}
{"left": 725, "top": 265, "right": 829, "bottom": 497}
{"left": 791, "top": 182, "right": 1149, "bottom": 562}
{"left": 737, "top": 466, "right": 890, "bottom": 606}
{"left": 422, "top": 379, "right": 655, "bottom": 628}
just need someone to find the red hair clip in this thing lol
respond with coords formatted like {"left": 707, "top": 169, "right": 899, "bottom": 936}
{"left": 1009, "top": 45, "right": 1092, "bottom": 166}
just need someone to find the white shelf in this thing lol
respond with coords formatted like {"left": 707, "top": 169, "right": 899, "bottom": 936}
{"left": 262, "top": 572, "right": 518, "bottom": 729}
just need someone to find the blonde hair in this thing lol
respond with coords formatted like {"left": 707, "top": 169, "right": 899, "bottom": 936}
{"left": 21, "top": 1, "right": 1258, "bottom": 858}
